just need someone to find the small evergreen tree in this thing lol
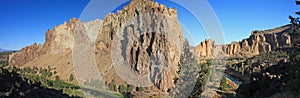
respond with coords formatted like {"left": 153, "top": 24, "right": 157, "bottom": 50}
{"left": 127, "top": 84, "right": 133, "bottom": 92}
{"left": 118, "top": 85, "right": 126, "bottom": 93}
{"left": 170, "top": 40, "right": 210, "bottom": 97}
{"left": 69, "top": 74, "right": 74, "bottom": 81}
{"left": 136, "top": 87, "right": 143, "bottom": 92}
{"left": 108, "top": 79, "right": 117, "bottom": 91}
{"left": 54, "top": 75, "right": 61, "bottom": 89}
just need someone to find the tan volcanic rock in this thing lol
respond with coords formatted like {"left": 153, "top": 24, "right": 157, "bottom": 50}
{"left": 94, "top": 0, "right": 184, "bottom": 93}
{"left": 9, "top": 0, "right": 295, "bottom": 96}
{"left": 10, "top": 0, "right": 186, "bottom": 95}
{"left": 241, "top": 39, "right": 251, "bottom": 51}
{"left": 194, "top": 39, "right": 214, "bottom": 59}
{"left": 9, "top": 18, "right": 102, "bottom": 81}
{"left": 194, "top": 24, "right": 294, "bottom": 59}
{"left": 226, "top": 42, "right": 240, "bottom": 55}
{"left": 9, "top": 43, "right": 45, "bottom": 66}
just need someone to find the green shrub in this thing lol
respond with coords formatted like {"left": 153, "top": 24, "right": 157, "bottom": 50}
{"left": 69, "top": 74, "right": 74, "bottom": 81}
{"left": 136, "top": 87, "right": 143, "bottom": 92}
{"left": 127, "top": 84, "right": 133, "bottom": 92}
{"left": 118, "top": 85, "right": 126, "bottom": 93}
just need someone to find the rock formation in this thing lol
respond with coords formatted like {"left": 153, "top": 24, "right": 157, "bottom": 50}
{"left": 194, "top": 24, "right": 294, "bottom": 59}
{"left": 194, "top": 39, "right": 214, "bottom": 59}
{"left": 9, "top": 0, "right": 184, "bottom": 95}
{"left": 9, "top": 18, "right": 102, "bottom": 81}
{"left": 8, "top": 0, "right": 296, "bottom": 96}
{"left": 94, "top": 0, "right": 184, "bottom": 93}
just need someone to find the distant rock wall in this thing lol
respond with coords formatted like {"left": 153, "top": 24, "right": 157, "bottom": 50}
{"left": 194, "top": 25, "right": 293, "bottom": 59}
{"left": 194, "top": 39, "right": 214, "bottom": 59}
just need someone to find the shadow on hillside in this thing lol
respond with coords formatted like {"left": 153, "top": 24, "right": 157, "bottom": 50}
{"left": 0, "top": 67, "right": 79, "bottom": 98}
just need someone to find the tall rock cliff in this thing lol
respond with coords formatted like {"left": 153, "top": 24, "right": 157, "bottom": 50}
{"left": 9, "top": 18, "right": 102, "bottom": 81}
{"left": 9, "top": 0, "right": 294, "bottom": 96}
{"left": 194, "top": 39, "right": 214, "bottom": 59}
{"left": 195, "top": 24, "right": 294, "bottom": 59}
{"left": 9, "top": 0, "right": 185, "bottom": 95}
{"left": 94, "top": 0, "right": 184, "bottom": 93}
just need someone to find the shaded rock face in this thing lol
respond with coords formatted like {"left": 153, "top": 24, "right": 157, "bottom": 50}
{"left": 226, "top": 42, "right": 240, "bottom": 55}
{"left": 0, "top": 67, "right": 76, "bottom": 98}
{"left": 194, "top": 25, "right": 293, "bottom": 59}
{"left": 95, "top": 0, "right": 184, "bottom": 93}
{"left": 236, "top": 58, "right": 299, "bottom": 97}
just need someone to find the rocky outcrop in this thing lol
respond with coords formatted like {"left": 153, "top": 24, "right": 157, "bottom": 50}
{"left": 236, "top": 58, "right": 300, "bottom": 97}
{"left": 226, "top": 42, "right": 240, "bottom": 55}
{"left": 194, "top": 39, "right": 214, "bottom": 59}
{"left": 95, "top": 0, "right": 184, "bottom": 93}
{"left": 9, "top": 0, "right": 295, "bottom": 96}
{"left": 235, "top": 25, "right": 299, "bottom": 98}
{"left": 240, "top": 25, "right": 292, "bottom": 56}
{"left": 9, "top": 43, "right": 45, "bottom": 66}
{"left": 9, "top": 18, "right": 102, "bottom": 81}
{"left": 10, "top": 0, "right": 184, "bottom": 95}
{"left": 194, "top": 25, "right": 294, "bottom": 59}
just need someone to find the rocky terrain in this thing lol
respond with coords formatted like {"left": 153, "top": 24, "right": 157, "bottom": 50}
{"left": 9, "top": 18, "right": 102, "bottom": 81}
{"left": 236, "top": 53, "right": 300, "bottom": 97}
{"left": 234, "top": 23, "right": 300, "bottom": 97}
{"left": 193, "top": 24, "right": 296, "bottom": 98}
{"left": 7, "top": 0, "right": 298, "bottom": 97}
{"left": 194, "top": 24, "right": 293, "bottom": 59}
{"left": 9, "top": 0, "right": 186, "bottom": 96}
{"left": 94, "top": 0, "right": 184, "bottom": 94}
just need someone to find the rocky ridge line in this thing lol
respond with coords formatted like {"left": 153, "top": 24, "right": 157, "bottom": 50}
{"left": 194, "top": 24, "right": 293, "bottom": 59}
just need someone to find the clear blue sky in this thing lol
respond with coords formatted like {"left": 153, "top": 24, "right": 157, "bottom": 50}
{"left": 0, "top": 0, "right": 298, "bottom": 50}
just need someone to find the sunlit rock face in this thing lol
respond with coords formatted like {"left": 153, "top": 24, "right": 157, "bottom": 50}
{"left": 8, "top": 0, "right": 295, "bottom": 96}
{"left": 10, "top": 0, "right": 185, "bottom": 94}
{"left": 194, "top": 24, "right": 293, "bottom": 59}
{"left": 9, "top": 18, "right": 102, "bottom": 82}
{"left": 94, "top": 0, "right": 184, "bottom": 93}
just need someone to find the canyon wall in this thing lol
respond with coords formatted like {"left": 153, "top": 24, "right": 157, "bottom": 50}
{"left": 9, "top": 0, "right": 184, "bottom": 94}
{"left": 8, "top": 0, "right": 295, "bottom": 95}
{"left": 9, "top": 18, "right": 102, "bottom": 81}
{"left": 94, "top": 0, "right": 184, "bottom": 93}
{"left": 195, "top": 25, "right": 293, "bottom": 59}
